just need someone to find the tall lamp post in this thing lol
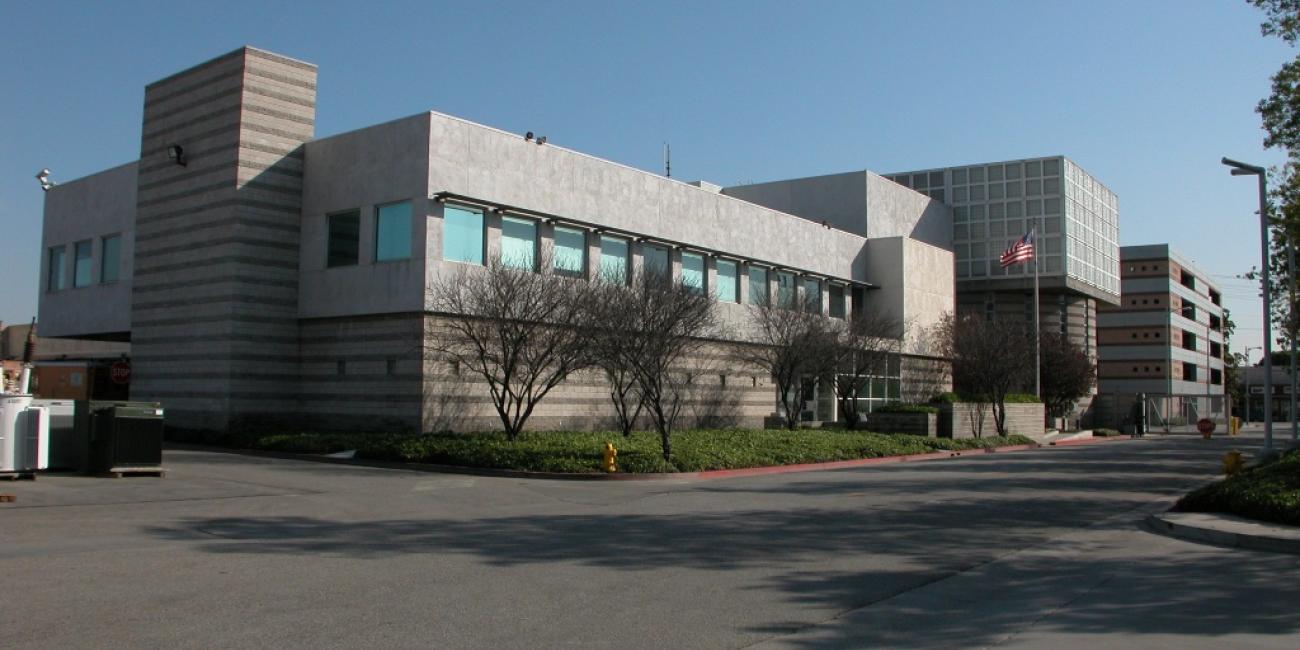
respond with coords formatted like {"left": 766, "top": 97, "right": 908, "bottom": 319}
{"left": 1222, "top": 157, "right": 1274, "bottom": 453}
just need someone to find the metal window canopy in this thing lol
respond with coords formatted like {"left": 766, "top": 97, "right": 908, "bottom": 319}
{"left": 431, "top": 191, "right": 876, "bottom": 291}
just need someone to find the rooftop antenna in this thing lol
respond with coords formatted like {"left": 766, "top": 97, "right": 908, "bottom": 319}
{"left": 664, "top": 142, "right": 671, "bottom": 178}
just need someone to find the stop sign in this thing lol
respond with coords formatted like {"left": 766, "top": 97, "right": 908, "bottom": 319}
{"left": 1197, "top": 418, "right": 1216, "bottom": 435}
{"left": 110, "top": 361, "right": 131, "bottom": 385}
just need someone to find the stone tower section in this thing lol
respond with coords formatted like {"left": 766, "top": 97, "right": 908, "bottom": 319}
{"left": 130, "top": 47, "right": 317, "bottom": 429}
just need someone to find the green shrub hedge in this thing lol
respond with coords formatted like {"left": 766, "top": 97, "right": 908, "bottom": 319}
{"left": 873, "top": 402, "right": 940, "bottom": 414}
{"left": 929, "top": 392, "right": 1040, "bottom": 404}
{"left": 1175, "top": 449, "right": 1300, "bottom": 526}
{"left": 171, "top": 428, "right": 1035, "bottom": 473}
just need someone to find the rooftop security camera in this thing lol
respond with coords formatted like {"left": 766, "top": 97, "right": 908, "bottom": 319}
{"left": 35, "top": 168, "right": 55, "bottom": 191}
{"left": 525, "top": 131, "right": 534, "bottom": 141}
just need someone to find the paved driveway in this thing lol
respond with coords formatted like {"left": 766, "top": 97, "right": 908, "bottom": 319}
{"left": 2, "top": 432, "right": 1297, "bottom": 649}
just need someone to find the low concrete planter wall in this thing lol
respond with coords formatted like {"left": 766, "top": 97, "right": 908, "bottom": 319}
{"left": 938, "top": 402, "right": 1044, "bottom": 439}
{"left": 859, "top": 412, "right": 938, "bottom": 437}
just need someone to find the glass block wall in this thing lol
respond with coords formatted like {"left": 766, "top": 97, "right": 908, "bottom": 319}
{"left": 886, "top": 156, "right": 1119, "bottom": 300}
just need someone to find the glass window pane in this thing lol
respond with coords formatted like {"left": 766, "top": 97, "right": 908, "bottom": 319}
{"left": 829, "top": 285, "right": 846, "bottom": 318}
{"left": 715, "top": 259, "right": 738, "bottom": 303}
{"left": 644, "top": 245, "right": 670, "bottom": 280}
{"left": 553, "top": 226, "right": 585, "bottom": 277}
{"left": 48, "top": 246, "right": 66, "bottom": 291}
{"left": 803, "top": 277, "right": 821, "bottom": 311}
{"left": 73, "top": 240, "right": 92, "bottom": 287}
{"left": 500, "top": 216, "right": 537, "bottom": 270}
{"left": 327, "top": 211, "right": 360, "bottom": 267}
{"left": 777, "top": 271, "right": 795, "bottom": 308}
{"left": 375, "top": 201, "right": 412, "bottom": 262}
{"left": 749, "top": 266, "right": 768, "bottom": 305}
{"left": 101, "top": 235, "right": 121, "bottom": 283}
{"left": 681, "top": 252, "right": 704, "bottom": 293}
{"left": 443, "top": 205, "right": 483, "bottom": 264}
{"left": 599, "top": 236, "right": 629, "bottom": 284}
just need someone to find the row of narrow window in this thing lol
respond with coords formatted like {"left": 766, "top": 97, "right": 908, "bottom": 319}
{"left": 47, "top": 234, "right": 121, "bottom": 291}
{"left": 324, "top": 201, "right": 849, "bottom": 316}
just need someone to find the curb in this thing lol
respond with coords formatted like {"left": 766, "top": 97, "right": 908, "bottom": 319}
{"left": 167, "top": 441, "right": 1050, "bottom": 482}
{"left": 1049, "top": 436, "right": 1136, "bottom": 447}
{"left": 1144, "top": 512, "right": 1300, "bottom": 555}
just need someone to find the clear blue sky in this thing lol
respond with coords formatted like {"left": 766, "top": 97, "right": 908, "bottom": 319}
{"left": 0, "top": 0, "right": 1290, "bottom": 359}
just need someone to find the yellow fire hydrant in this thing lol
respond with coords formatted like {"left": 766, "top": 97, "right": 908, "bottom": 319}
{"left": 602, "top": 442, "right": 618, "bottom": 473}
{"left": 1223, "top": 450, "right": 1244, "bottom": 477}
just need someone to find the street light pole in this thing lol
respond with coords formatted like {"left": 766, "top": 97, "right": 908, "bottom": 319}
{"left": 1223, "top": 157, "right": 1274, "bottom": 454}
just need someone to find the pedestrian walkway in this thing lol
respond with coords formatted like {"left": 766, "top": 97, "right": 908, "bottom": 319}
{"left": 1147, "top": 511, "right": 1300, "bottom": 555}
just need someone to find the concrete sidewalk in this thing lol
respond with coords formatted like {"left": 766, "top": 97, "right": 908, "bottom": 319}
{"left": 1147, "top": 510, "right": 1300, "bottom": 555}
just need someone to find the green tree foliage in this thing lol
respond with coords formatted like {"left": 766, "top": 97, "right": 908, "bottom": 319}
{"left": 1038, "top": 333, "right": 1095, "bottom": 419}
{"left": 1249, "top": 1, "right": 1300, "bottom": 350}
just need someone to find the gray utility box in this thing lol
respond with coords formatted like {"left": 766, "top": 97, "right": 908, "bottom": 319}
{"left": 75, "top": 401, "right": 165, "bottom": 474}
{"left": 34, "top": 399, "right": 78, "bottom": 471}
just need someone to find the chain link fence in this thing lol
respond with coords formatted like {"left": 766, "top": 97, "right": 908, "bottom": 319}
{"left": 1091, "top": 393, "right": 1228, "bottom": 434}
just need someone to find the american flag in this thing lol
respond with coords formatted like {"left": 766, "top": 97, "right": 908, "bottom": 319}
{"left": 999, "top": 229, "right": 1035, "bottom": 267}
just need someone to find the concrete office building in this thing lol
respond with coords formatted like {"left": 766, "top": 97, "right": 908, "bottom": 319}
{"left": 1093, "top": 245, "right": 1226, "bottom": 428}
{"left": 723, "top": 159, "right": 1120, "bottom": 423}
{"left": 884, "top": 158, "right": 1120, "bottom": 357}
{"left": 1237, "top": 360, "right": 1297, "bottom": 423}
{"left": 725, "top": 157, "right": 1120, "bottom": 355}
{"left": 37, "top": 46, "right": 954, "bottom": 432}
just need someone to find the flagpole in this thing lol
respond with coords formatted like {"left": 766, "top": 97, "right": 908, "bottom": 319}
{"left": 1033, "top": 227, "right": 1041, "bottom": 399}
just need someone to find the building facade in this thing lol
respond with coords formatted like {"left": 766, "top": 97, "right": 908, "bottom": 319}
{"left": 724, "top": 158, "right": 1120, "bottom": 357}
{"left": 1093, "top": 244, "right": 1227, "bottom": 428}
{"left": 37, "top": 46, "right": 955, "bottom": 432}
{"left": 883, "top": 157, "right": 1120, "bottom": 358}
{"left": 722, "top": 159, "right": 1120, "bottom": 425}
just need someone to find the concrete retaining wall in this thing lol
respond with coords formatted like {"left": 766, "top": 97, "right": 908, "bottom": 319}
{"left": 938, "top": 402, "right": 1043, "bottom": 438}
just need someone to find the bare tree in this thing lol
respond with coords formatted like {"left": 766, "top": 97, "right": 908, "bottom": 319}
{"left": 615, "top": 270, "right": 718, "bottom": 462}
{"left": 936, "top": 312, "right": 1036, "bottom": 436}
{"left": 831, "top": 312, "right": 904, "bottom": 428}
{"left": 586, "top": 280, "right": 646, "bottom": 437}
{"left": 740, "top": 301, "right": 841, "bottom": 430}
{"left": 1039, "top": 332, "right": 1095, "bottom": 421}
{"left": 899, "top": 320, "right": 954, "bottom": 403}
{"left": 426, "top": 256, "right": 594, "bottom": 441}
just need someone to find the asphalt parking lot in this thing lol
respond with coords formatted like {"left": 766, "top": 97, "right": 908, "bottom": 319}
{"left": 3, "top": 431, "right": 1298, "bottom": 649}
